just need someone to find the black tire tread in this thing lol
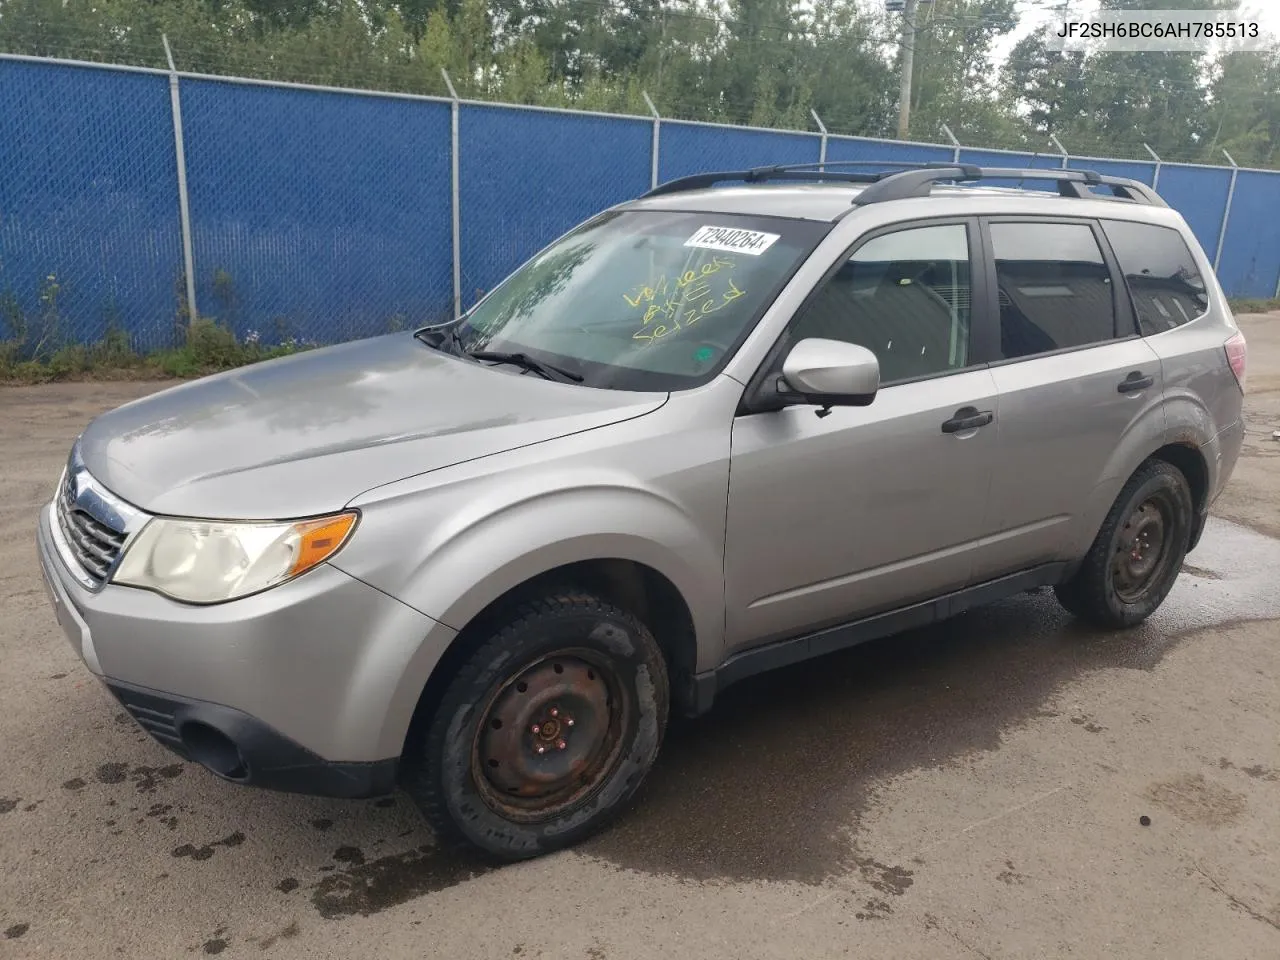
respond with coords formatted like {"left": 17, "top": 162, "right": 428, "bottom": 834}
{"left": 403, "top": 589, "right": 668, "bottom": 861}
{"left": 1054, "top": 459, "right": 1193, "bottom": 630}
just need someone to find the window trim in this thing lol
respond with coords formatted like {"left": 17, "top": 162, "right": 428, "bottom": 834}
{"left": 739, "top": 214, "right": 991, "bottom": 413}
{"left": 978, "top": 215, "right": 1141, "bottom": 369}
{"left": 1096, "top": 217, "right": 1211, "bottom": 336}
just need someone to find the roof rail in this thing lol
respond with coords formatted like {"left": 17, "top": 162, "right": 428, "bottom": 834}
{"left": 641, "top": 161, "right": 1166, "bottom": 207}
{"left": 853, "top": 165, "right": 1167, "bottom": 207}
{"left": 642, "top": 165, "right": 885, "bottom": 197}
{"left": 641, "top": 160, "right": 987, "bottom": 198}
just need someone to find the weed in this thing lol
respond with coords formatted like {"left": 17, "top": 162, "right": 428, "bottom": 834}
{"left": 1228, "top": 297, "right": 1280, "bottom": 315}
{"left": 1, "top": 316, "right": 311, "bottom": 385}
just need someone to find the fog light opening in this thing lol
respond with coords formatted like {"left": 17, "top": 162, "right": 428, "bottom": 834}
{"left": 182, "top": 722, "right": 248, "bottom": 781}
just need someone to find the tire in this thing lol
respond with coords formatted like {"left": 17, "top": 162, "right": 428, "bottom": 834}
{"left": 1054, "top": 459, "right": 1194, "bottom": 630}
{"left": 404, "top": 590, "right": 669, "bottom": 861}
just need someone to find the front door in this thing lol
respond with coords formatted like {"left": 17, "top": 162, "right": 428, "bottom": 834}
{"left": 723, "top": 220, "right": 1001, "bottom": 655}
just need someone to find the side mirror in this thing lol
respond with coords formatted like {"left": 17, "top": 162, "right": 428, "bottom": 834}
{"left": 778, "top": 338, "right": 880, "bottom": 408}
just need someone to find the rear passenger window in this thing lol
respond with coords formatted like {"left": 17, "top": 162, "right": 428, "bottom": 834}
{"left": 990, "top": 222, "right": 1117, "bottom": 360}
{"left": 1100, "top": 220, "right": 1209, "bottom": 335}
{"left": 789, "top": 223, "right": 972, "bottom": 383}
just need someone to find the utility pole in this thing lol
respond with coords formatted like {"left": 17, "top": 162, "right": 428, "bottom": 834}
{"left": 896, "top": 0, "right": 919, "bottom": 140}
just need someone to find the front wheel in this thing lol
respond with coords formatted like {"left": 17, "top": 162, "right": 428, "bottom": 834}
{"left": 404, "top": 591, "right": 669, "bottom": 861}
{"left": 1054, "top": 459, "right": 1194, "bottom": 629}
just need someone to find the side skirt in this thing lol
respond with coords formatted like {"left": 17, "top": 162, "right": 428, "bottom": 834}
{"left": 689, "top": 562, "right": 1068, "bottom": 716}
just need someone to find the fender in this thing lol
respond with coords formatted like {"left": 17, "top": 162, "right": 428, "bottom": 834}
{"left": 395, "top": 480, "right": 725, "bottom": 662}
{"left": 1065, "top": 394, "right": 1213, "bottom": 570}
{"left": 331, "top": 463, "right": 729, "bottom": 757}
{"left": 1159, "top": 392, "right": 1218, "bottom": 458}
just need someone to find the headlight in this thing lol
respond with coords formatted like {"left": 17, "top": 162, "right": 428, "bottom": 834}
{"left": 112, "top": 512, "right": 358, "bottom": 604}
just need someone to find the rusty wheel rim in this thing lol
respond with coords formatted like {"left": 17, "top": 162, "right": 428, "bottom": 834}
{"left": 1111, "top": 494, "right": 1173, "bottom": 604}
{"left": 471, "top": 649, "right": 628, "bottom": 823}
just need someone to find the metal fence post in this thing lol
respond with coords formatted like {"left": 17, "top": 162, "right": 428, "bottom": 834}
{"left": 811, "top": 109, "right": 828, "bottom": 170}
{"left": 1143, "top": 143, "right": 1162, "bottom": 191}
{"left": 643, "top": 92, "right": 660, "bottom": 190}
{"left": 162, "top": 35, "right": 198, "bottom": 323}
{"left": 939, "top": 123, "right": 961, "bottom": 163}
{"left": 1049, "top": 133, "right": 1069, "bottom": 169}
{"left": 442, "top": 69, "right": 462, "bottom": 320}
{"left": 1215, "top": 149, "right": 1238, "bottom": 271}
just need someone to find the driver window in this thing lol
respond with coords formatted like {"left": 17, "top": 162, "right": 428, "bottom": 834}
{"left": 789, "top": 223, "right": 973, "bottom": 383}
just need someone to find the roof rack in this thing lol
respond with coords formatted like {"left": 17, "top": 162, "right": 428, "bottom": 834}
{"left": 853, "top": 165, "right": 1167, "bottom": 206}
{"left": 641, "top": 161, "right": 1167, "bottom": 207}
{"left": 641, "top": 165, "right": 889, "bottom": 196}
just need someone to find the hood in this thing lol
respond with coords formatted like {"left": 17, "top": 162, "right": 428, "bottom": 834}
{"left": 77, "top": 333, "right": 667, "bottom": 519}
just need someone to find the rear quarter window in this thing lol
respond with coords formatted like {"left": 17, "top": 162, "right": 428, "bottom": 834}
{"left": 1100, "top": 220, "right": 1209, "bottom": 336}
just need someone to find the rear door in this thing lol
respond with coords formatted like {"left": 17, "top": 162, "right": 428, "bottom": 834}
{"left": 974, "top": 216, "right": 1165, "bottom": 578}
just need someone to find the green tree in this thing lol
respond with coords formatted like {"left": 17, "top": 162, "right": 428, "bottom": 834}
{"left": 905, "top": 0, "right": 1020, "bottom": 144}
{"left": 1001, "top": 32, "right": 1088, "bottom": 141}
{"left": 1202, "top": 49, "right": 1280, "bottom": 167}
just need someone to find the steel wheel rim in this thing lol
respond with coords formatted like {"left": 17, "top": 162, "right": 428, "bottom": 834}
{"left": 471, "top": 648, "right": 629, "bottom": 823}
{"left": 1111, "top": 494, "right": 1174, "bottom": 604}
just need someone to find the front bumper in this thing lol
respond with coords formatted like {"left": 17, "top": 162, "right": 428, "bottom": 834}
{"left": 37, "top": 502, "right": 455, "bottom": 779}
{"left": 106, "top": 679, "right": 398, "bottom": 798}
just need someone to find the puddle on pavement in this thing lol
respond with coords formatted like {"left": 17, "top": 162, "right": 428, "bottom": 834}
{"left": 1152, "top": 518, "right": 1280, "bottom": 629}
{"left": 309, "top": 844, "right": 487, "bottom": 919}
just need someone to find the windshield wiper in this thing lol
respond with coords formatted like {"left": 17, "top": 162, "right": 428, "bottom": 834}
{"left": 467, "top": 350, "right": 584, "bottom": 384}
{"left": 414, "top": 326, "right": 467, "bottom": 356}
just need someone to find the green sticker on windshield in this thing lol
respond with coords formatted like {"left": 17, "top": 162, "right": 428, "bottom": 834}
{"left": 693, "top": 346, "right": 715, "bottom": 363}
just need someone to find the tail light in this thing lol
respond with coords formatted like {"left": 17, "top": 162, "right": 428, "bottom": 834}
{"left": 1224, "top": 332, "right": 1247, "bottom": 393}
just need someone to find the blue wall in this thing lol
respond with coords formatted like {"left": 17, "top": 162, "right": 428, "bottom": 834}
{"left": 659, "top": 121, "right": 820, "bottom": 182}
{"left": 181, "top": 78, "right": 454, "bottom": 344}
{"left": 2, "top": 55, "right": 1278, "bottom": 353}
{"left": 461, "top": 105, "right": 652, "bottom": 305}
{"left": 0, "top": 60, "right": 183, "bottom": 350}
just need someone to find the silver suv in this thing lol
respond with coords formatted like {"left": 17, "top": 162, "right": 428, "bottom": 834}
{"left": 37, "top": 163, "right": 1247, "bottom": 861}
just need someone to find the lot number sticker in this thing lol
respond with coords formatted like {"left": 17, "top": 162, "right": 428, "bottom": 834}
{"left": 685, "top": 225, "right": 780, "bottom": 256}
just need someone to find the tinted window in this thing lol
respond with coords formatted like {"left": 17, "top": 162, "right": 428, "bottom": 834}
{"left": 790, "top": 224, "right": 972, "bottom": 382}
{"left": 990, "top": 222, "right": 1117, "bottom": 359}
{"left": 1100, "top": 220, "right": 1209, "bottom": 335}
{"left": 438, "top": 210, "right": 826, "bottom": 391}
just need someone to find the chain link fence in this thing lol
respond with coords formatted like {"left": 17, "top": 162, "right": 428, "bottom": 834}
{"left": 180, "top": 77, "right": 454, "bottom": 345}
{"left": 3, "top": 49, "right": 1280, "bottom": 362}
{"left": 459, "top": 103, "right": 654, "bottom": 309}
{"left": 0, "top": 59, "right": 184, "bottom": 354}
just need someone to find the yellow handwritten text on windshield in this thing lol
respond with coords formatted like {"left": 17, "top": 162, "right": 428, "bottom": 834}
{"left": 622, "top": 255, "right": 735, "bottom": 309}
{"left": 624, "top": 257, "right": 746, "bottom": 345}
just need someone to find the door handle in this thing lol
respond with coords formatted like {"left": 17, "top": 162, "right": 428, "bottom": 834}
{"left": 1117, "top": 371, "right": 1154, "bottom": 393}
{"left": 941, "top": 407, "right": 994, "bottom": 434}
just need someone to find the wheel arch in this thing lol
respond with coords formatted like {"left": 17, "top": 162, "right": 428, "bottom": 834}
{"left": 1067, "top": 439, "right": 1210, "bottom": 574}
{"left": 399, "top": 556, "right": 700, "bottom": 763}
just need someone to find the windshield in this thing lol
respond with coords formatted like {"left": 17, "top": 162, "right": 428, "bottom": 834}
{"left": 433, "top": 209, "right": 829, "bottom": 391}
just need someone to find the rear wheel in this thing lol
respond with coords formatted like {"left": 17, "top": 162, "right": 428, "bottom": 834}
{"left": 404, "top": 591, "right": 668, "bottom": 861}
{"left": 1054, "top": 460, "right": 1193, "bottom": 629}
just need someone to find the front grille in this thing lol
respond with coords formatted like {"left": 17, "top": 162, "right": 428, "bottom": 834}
{"left": 55, "top": 471, "right": 126, "bottom": 586}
